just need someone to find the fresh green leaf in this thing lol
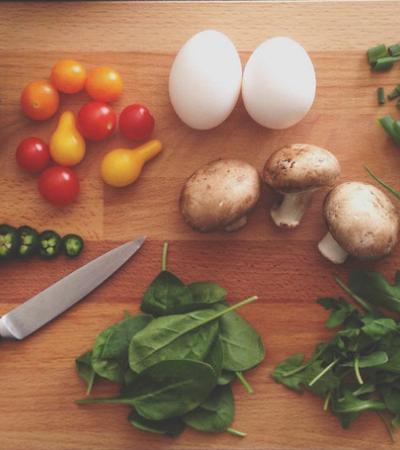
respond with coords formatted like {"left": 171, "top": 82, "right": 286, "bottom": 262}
{"left": 76, "top": 351, "right": 96, "bottom": 395}
{"left": 129, "top": 297, "right": 258, "bottom": 373}
{"left": 304, "top": 360, "right": 339, "bottom": 397}
{"left": 361, "top": 318, "right": 398, "bottom": 339}
{"left": 204, "top": 337, "right": 223, "bottom": 379}
{"left": 317, "top": 297, "right": 358, "bottom": 328}
{"left": 128, "top": 410, "right": 185, "bottom": 437}
{"left": 332, "top": 390, "right": 386, "bottom": 414}
{"left": 349, "top": 270, "right": 400, "bottom": 314}
{"left": 381, "top": 385, "right": 400, "bottom": 416}
{"left": 123, "top": 369, "right": 138, "bottom": 386}
{"left": 272, "top": 354, "right": 306, "bottom": 392}
{"left": 342, "top": 351, "right": 389, "bottom": 368}
{"left": 188, "top": 281, "right": 226, "bottom": 306}
{"left": 91, "top": 314, "right": 152, "bottom": 383}
{"left": 214, "top": 304, "right": 265, "bottom": 372}
{"left": 183, "top": 385, "right": 234, "bottom": 432}
{"left": 141, "top": 271, "right": 193, "bottom": 316}
{"left": 217, "top": 370, "right": 236, "bottom": 386}
{"left": 77, "top": 359, "right": 217, "bottom": 420}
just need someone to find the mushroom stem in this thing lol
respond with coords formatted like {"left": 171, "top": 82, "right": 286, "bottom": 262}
{"left": 224, "top": 216, "right": 248, "bottom": 232}
{"left": 318, "top": 231, "right": 348, "bottom": 264}
{"left": 270, "top": 191, "right": 313, "bottom": 228}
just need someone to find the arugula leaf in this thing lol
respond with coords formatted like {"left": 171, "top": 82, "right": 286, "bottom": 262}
{"left": 91, "top": 314, "right": 152, "bottom": 383}
{"left": 75, "top": 351, "right": 96, "bottom": 395}
{"left": 361, "top": 317, "right": 398, "bottom": 339}
{"left": 342, "top": 351, "right": 389, "bottom": 368}
{"left": 272, "top": 354, "right": 306, "bottom": 392}
{"left": 182, "top": 385, "right": 234, "bottom": 432}
{"left": 349, "top": 270, "right": 400, "bottom": 314}
{"left": 128, "top": 410, "right": 185, "bottom": 437}
{"left": 317, "top": 297, "right": 358, "bottom": 328}
{"left": 77, "top": 359, "right": 217, "bottom": 421}
{"left": 332, "top": 390, "right": 386, "bottom": 414}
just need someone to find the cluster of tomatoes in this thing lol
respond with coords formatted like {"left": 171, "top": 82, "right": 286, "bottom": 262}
{"left": 17, "top": 59, "right": 155, "bottom": 206}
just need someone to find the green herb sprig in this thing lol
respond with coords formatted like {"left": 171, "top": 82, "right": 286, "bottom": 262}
{"left": 272, "top": 271, "right": 400, "bottom": 440}
{"left": 75, "top": 243, "right": 265, "bottom": 438}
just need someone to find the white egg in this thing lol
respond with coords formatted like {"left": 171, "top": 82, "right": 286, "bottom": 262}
{"left": 169, "top": 30, "right": 242, "bottom": 130}
{"left": 242, "top": 37, "right": 316, "bottom": 130}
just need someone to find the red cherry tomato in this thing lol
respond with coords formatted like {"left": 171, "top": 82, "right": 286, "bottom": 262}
{"left": 119, "top": 104, "right": 155, "bottom": 141}
{"left": 16, "top": 137, "right": 50, "bottom": 174}
{"left": 38, "top": 166, "right": 80, "bottom": 206}
{"left": 77, "top": 101, "right": 117, "bottom": 141}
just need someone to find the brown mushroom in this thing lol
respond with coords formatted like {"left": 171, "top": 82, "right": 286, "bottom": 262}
{"left": 318, "top": 182, "right": 399, "bottom": 264}
{"left": 263, "top": 144, "right": 340, "bottom": 228}
{"left": 180, "top": 159, "right": 261, "bottom": 232}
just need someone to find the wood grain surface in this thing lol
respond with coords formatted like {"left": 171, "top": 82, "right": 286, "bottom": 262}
{"left": 2, "top": 1, "right": 400, "bottom": 449}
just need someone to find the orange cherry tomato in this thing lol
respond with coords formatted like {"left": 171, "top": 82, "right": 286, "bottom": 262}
{"left": 20, "top": 80, "right": 60, "bottom": 121}
{"left": 51, "top": 59, "right": 87, "bottom": 94}
{"left": 85, "top": 66, "right": 123, "bottom": 102}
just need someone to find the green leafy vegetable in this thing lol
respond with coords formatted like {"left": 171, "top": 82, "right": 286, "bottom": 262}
{"left": 204, "top": 337, "right": 223, "bottom": 379}
{"left": 217, "top": 370, "right": 236, "bottom": 386}
{"left": 75, "top": 351, "right": 96, "bottom": 395}
{"left": 77, "top": 359, "right": 217, "bottom": 420}
{"left": 128, "top": 410, "right": 185, "bottom": 437}
{"left": 273, "top": 271, "right": 400, "bottom": 440}
{"left": 183, "top": 385, "right": 234, "bottom": 433}
{"left": 92, "top": 314, "right": 152, "bottom": 383}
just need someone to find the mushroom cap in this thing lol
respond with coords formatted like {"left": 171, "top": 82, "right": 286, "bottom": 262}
{"left": 324, "top": 181, "right": 399, "bottom": 259}
{"left": 263, "top": 144, "right": 340, "bottom": 194}
{"left": 180, "top": 159, "right": 261, "bottom": 232}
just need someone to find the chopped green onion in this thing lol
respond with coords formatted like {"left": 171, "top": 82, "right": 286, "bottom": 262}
{"left": 371, "top": 56, "right": 400, "bottom": 72}
{"left": 377, "top": 87, "right": 385, "bottom": 104}
{"left": 388, "top": 43, "right": 400, "bottom": 57}
{"left": 387, "top": 86, "right": 400, "bottom": 100}
{"left": 367, "top": 43, "right": 387, "bottom": 64}
{"left": 378, "top": 115, "right": 400, "bottom": 146}
{"left": 396, "top": 99, "right": 400, "bottom": 111}
{"left": 394, "top": 120, "right": 400, "bottom": 136}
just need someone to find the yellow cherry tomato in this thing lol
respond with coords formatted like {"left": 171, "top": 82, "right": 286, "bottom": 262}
{"left": 51, "top": 59, "right": 87, "bottom": 94}
{"left": 101, "top": 140, "right": 162, "bottom": 188}
{"left": 50, "top": 111, "right": 86, "bottom": 166}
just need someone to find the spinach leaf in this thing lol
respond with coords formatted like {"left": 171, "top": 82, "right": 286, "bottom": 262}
{"left": 75, "top": 350, "right": 96, "bottom": 395}
{"left": 188, "top": 281, "right": 226, "bottom": 306}
{"left": 183, "top": 385, "right": 234, "bottom": 432}
{"left": 77, "top": 359, "right": 217, "bottom": 420}
{"left": 129, "top": 297, "right": 258, "bottom": 373}
{"left": 349, "top": 270, "right": 400, "bottom": 313}
{"left": 332, "top": 390, "right": 386, "bottom": 414}
{"left": 214, "top": 304, "right": 265, "bottom": 372}
{"left": 204, "top": 337, "right": 223, "bottom": 379}
{"left": 128, "top": 410, "right": 185, "bottom": 437}
{"left": 92, "top": 314, "right": 152, "bottom": 383}
{"left": 141, "top": 271, "right": 193, "bottom": 316}
{"left": 217, "top": 370, "right": 236, "bottom": 386}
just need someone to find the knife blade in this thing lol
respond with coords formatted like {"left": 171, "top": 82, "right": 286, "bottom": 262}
{"left": 0, "top": 236, "right": 145, "bottom": 340}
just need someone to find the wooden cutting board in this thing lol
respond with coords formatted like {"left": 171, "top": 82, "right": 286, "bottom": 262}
{"left": 2, "top": 1, "right": 400, "bottom": 449}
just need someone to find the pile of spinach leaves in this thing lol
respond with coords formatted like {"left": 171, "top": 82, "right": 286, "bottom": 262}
{"left": 75, "top": 243, "right": 265, "bottom": 438}
{"left": 273, "top": 270, "right": 400, "bottom": 441}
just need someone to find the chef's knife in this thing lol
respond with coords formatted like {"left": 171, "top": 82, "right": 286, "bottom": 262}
{"left": 0, "top": 236, "right": 145, "bottom": 340}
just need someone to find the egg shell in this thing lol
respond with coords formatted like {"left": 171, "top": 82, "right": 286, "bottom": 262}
{"left": 169, "top": 30, "right": 242, "bottom": 130}
{"left": 242, "top": 37, "right": 316, "bottom": 130}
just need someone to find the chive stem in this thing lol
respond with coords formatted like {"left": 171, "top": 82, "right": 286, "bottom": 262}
{"left": 377, "top": 87, "right": 385, "bottom": 105}
{"left": 335, "top": 277, "right": 375, "bottom": 313}
{"left": 354, "top": 357, "right": 364, "bottom": 385}
{"left": 308, "top": 359, "right": 338, "bottom": 387}
{"left": 371, "top": 56, "right": 400, "bottom": 72}
{"left": 387, "top": 86, "right": 400, "bottom": 101}
{"left": 226, "top": 427, "right": 247, "bottom": 437}
{"left": 235, "top": 372, "right": 253, "bottom": 394}
{"left": 378, "top": 115, "right": 400, "bottom": 146}
{"left": 367, "top": 44, "right": 387, "bottom": 64}
{"left": 323, "top": 391, "right": 332, "bottom": 411}
{"left": 388, "top": 43, "right": 400, "bottom": 57}
{"left": 161, "top": 242, "right": 168, "bottom": 271}
{"left": 365, "top": 166, "right": 400, "bottom": 201}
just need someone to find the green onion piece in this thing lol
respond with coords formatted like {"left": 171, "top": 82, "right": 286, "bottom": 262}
{"left": 388, "top": 43, "right": 400, "bottom": 57}
{"left": 371, "top": 56, "right": 400, "bottom": 72}
{"left": 396, "top": 99, "right": 400, "bottom": 111}
{"left": 378, "top": 115, "right": 400, "bottom": 146}
{"left": 367, "top": 43, "right": 387, "bottom": 64}
{"left": 387, "top": 86, "right": 400, "bottom": 100}
{"left": 377, "top": 87, "right": 385, "bottom": 105}
{"left": 394, "top": 120, "right": 400, "bottom": 136}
